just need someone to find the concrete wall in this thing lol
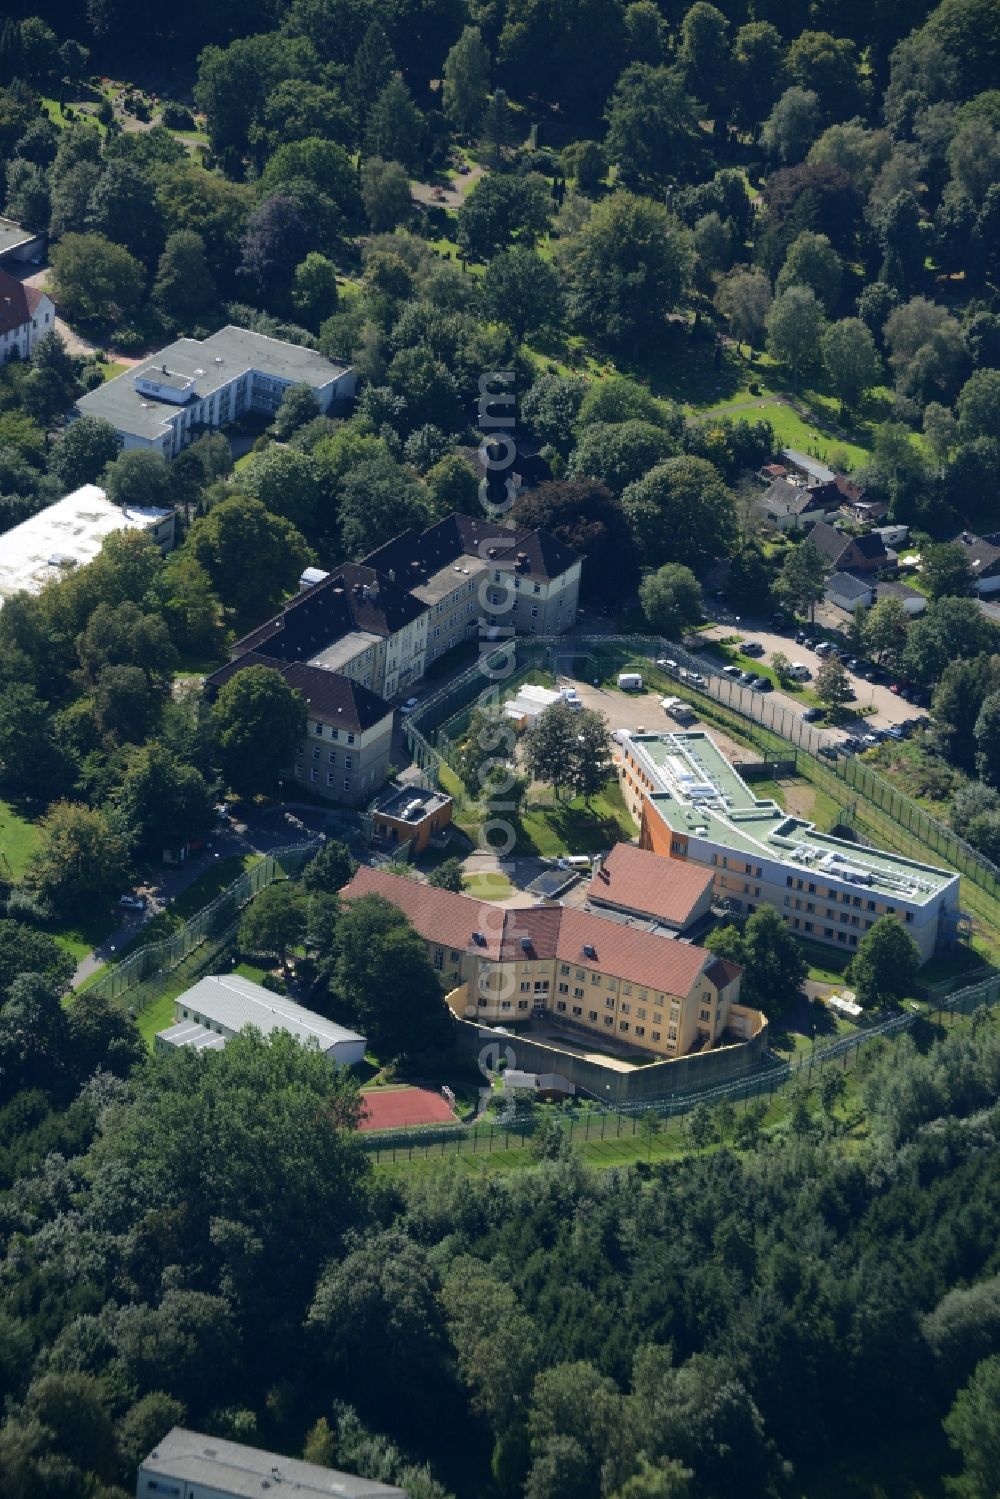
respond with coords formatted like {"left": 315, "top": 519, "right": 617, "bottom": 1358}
{"left": 453, "top": 1015, "right": 770, "bottom": 1104}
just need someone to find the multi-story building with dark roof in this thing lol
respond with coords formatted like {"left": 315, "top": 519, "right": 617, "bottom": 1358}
{"left": 232, "top": 562, "right": 429, "bottom": 701}
{"left": 205, "top": 653, "right": 395, "bottom": 805}
{"left": 362, "top": 513, "right": 582, "bottom": 665}
{"left": 217, "top": 514, "right": 581, "bottom": 804}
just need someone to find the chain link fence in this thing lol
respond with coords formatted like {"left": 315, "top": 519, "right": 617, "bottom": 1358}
{"left": 405, "top": 632, "right": 1000, "bottom": 927}
{"left": 359, "top": 969, "right": 1000, "bottom": 1160}
{"left": 89, "top": 840, "right": 321, "bottom": 1011}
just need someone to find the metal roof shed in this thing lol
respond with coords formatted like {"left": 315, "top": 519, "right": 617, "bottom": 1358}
{"left": 160, "top": 974, "right": 366, "bottom": 1066}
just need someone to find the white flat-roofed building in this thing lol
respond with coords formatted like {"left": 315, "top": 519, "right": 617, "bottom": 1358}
{"left": 137, "top": 1427, "right": 407, "bottom": 1499}
{"left": 75, "top": 325, "right": 356, "bottom": 458}
{"left": 619, "top": 730, "right": 962, "bottom": 964}
{"left": 157, "top": 973, "right": 366, "bottom": 1065}
{"left": 0, "top": 484, "right": 175, "bottom": 609}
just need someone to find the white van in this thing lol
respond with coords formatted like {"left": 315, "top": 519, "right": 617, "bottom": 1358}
{"left": 617, "top": 672, "right": 643, "bottom": 691}
{"left": 788, "top": 663, "right": 811, "bottom": 681}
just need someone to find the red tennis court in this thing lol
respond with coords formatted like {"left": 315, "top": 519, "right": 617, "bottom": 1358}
{"left": 359, "top": 1086, "right": 458, "bottom": 1131}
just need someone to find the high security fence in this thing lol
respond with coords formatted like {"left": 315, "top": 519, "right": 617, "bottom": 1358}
{"left": 406, "top": 632, "right": 1000, "bottom": 929}
{"left": 88, "top": 840, "right": 321, "bottom": 1012}
{"left": 358, "top": 968, "right": 1000, "bottom": 1160}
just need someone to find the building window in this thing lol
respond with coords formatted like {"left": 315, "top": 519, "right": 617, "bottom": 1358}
{"left": 433, "top": 949, "right": 444, "bottom": 971}
{"left": 635, "top": 1025, "right": 645, "bottom": 1037}
{"left": 604, "top": 1017, "right": 614, "bottom": 1028}
{"left": 343, "top": 778, "right": 351, "bottom": 791}
{"left": 588, "top": 1011, "right": 598, "bottom": 1022}
{"left": 651, "top": 1030, "right": 661, "bottom": 1042}
{"left": 518, "top": 1000, "right": 529, "bottom": 1010}
{"left": 605, "top": 996, "right": 615, "bottom": 1008}
{"left": 573, "top": 987, "right": 584, "bottom": 998}
{"left": 520, "top": 981, "right": 530, "bottom": 992}
{"left": 556, "top": 1001, "right": 566, "bottom": 1013}
{"left": 572, "top": 1005, "right": 582, "bottom": 1016}
{"left": 619, "top": 1020, "right": 629, "bottom": 1032}
{"left": 699, "top": 1008, "right": 711, "bottom": 1021}
{"left": 314, "top": 723, "right": 323, "bottom": 735}
{"left": 558, "top": 982, "right": 569, "bottom": 994}
{"left": 668, "top": 1026, "right": 677, "bottom": 1040}
{"left": 560, "top": 963, "right": 570, "bottom": 975}
{"left": 620, "top": 1002, "right": 631, "bottom": 1015}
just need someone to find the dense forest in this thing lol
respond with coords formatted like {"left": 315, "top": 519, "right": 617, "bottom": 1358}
{"left": 0, "top": 1016, "right": 998, "bottom": 1497}
{"left": 1, "top": 0, "right": 1000, "bottom": 1493}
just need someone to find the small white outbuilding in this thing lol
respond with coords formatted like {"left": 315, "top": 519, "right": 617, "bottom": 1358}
{"left": 157, "top": 973, "right": 366, "bottom": 1066}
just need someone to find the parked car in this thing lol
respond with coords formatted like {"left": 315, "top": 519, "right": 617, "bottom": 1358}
{"left": 843, "top": 736, "right": 863, "bottom": 753}
{"left": 688, "top": 671, "right": 706, "bottom": 687}
{"left": 739, "top": 670, "right": 757, "bottom": 684}
{"left": 755, "top": 677, "right": 774, "bottom": 693}
{"left": 656, "top": 658, "right": 679, "bottom": 676}
{"left": 742, "top": 641, "right": 765, "bottom": 657}
{"left": 889, "top": 682, "right": 903, "bottom": 695}
{"left": 794, "top": 630, "right": 807, "bottom": 644}
{"left": 722, "top": 664, "right": 742, "bottom": 678}
{"left": 802, "top": 707, "right": 824, "bottom": 722}
{"left": 886, "top": 725, "right": 905, "bottom": 740}
{"left": 803, "top": 637, "right": 817, "bottom": 650}
{"left": 846, "top": 658, "right": 860, "bottom": 672}
{"left": 787, "top": 663, "right": 811, "bottom": 681}
{"left": 815, "top": 641, "right": 834, "bottom": 656}
{"left": 400, "top": 696, "right": 420, "bottom": 715}
{"left": 861, "top": 733, "right": 880, "bottom": 748}
{"left": 770, "top": 613, "right": 787, "bottom": 629}
{"left": 819, "top": 744, "right": 840, "bottom": 760}
{"left": 119, "top": 894, "right": 146, "bottom": 911}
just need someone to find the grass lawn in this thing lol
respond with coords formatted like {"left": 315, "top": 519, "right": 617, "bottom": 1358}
{"left": 0, "top": 798, "right": 39, "bottom": 880}
{"left": 516, "top": 779, "right": 637, "bottom": 858}
{"left": 797, "top": 938, "right": 854, "bottom": 985}
{"left": 173, "top": 650, "right": 226, "bottom": 678}
{"left": 137, "top": 991, "right": 177, "bottom": 1047}
{"left": 462, "top": 871, "right": 513, "bottom": 898}
{"left": 100, "top": 360, "right": 129, "bottom": 382}
{"left": 53, "top": 911, "right": 117, "bottom": 964}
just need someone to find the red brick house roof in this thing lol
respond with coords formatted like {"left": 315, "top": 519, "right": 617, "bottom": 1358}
{"left": 340, "top": 867, "right": 732, "bottom": 998}
{"left": 587, "top": 843, "right": 714, "bottom": 928}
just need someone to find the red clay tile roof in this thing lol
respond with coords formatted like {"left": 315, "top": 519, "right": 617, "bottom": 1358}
{"left": 0, "top": 268, "right": 34, "bottom": 338}
{"left": 340, "top": 867, "right": 730, "bottom": 998}
{"left": 587, "top": 844, "right": 713, "bottom": 927}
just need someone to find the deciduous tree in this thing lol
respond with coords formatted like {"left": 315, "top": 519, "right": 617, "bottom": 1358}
{"left": 639, "top": 564, "right": 703, "bottom": 638}
{"left": 442, "top": 26, "right": 490, "bottom": 134}
{"left": 622, "top": 456, "right": 737, "bottom": 571}
{"left": 766, "top": 284, "right": 826, "bottom": 389}
{"left": 850, "top": 914, "right": 919, "bottom": 1006}
{"left": 212, "top": 665, "right": 307, "bottom": 799}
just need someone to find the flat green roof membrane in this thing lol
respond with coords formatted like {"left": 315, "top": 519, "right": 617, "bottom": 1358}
{"left": 630, "top": 732, "right": 957, "bottom": 904}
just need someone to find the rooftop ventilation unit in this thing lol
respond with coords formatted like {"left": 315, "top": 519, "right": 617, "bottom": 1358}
{"left": 582, "top": 943, "right": 597, "bottom": 959}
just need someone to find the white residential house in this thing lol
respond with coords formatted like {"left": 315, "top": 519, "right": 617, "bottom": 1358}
{"left": 0, "top": 266, "right": 54, "bottom": 366}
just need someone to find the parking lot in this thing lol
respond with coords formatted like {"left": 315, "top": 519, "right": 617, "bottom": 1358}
{"left": 697, "top": 618, "right": 927, "bottom": 741}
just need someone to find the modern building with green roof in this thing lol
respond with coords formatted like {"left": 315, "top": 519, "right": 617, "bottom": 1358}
{"left": 74, "top": 325, "right": 355, "bottom": 458}
{"left": 619, "top": 730, "right": 962, "bottom": 963}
